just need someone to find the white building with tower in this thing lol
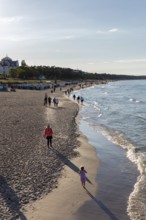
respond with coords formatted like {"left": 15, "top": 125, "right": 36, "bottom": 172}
{"left": 0, "top": 56, "right": 19, "bottom": 75}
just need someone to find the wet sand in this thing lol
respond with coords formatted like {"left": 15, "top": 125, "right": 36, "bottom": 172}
{"left": 78, "top": 121, "right": 138, "bottom": 220}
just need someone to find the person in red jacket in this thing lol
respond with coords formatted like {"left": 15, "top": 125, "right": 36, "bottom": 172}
{"left": 43, "top": 124, "right": 53, "bottom": 148}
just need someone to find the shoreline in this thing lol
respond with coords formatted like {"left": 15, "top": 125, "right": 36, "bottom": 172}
{"left": 79, "top": 120, "right": 138, "bottom": 220}
{"left": 0, "top": 80, "right": 138, "bottom": 219}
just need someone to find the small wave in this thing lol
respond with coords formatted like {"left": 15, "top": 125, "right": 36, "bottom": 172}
{"left": 94, "top": 105, "right": 100, "bottom": 111}
{"left": 129, "top": 98, "right": 136, "bottom": 102}
{"left": 80, "top": 114, "right": 146, "bottom": 219}
{"left": 95, "top": 124, "right": 146, "bottom": 173}
{"left": 128, "top": 174, "right": 146, "bottom": 220}
{"left": 82, "top": 116, "right": 90, "bottom": 120}
{"left": 136, "top": 115, "right": 146, "bottom": 122}
{"left": 129, "top": 98, "right": 143, "bottom": 103}
{"left": 95, "top": 125, "right": 135, "bottom": 150}
{"left": 83, "top": 102, "right": 90, "bottom": 107}
{"left": 94, "top": 124, "right": 146, "bottom": 220}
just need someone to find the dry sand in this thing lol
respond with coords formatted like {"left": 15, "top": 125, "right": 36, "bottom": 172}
{"left": 0, "top": 83, "right": 99, "bottom": 220}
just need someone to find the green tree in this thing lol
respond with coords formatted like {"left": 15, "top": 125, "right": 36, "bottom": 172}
{"left": 21, "top": 60, "right": 27, "bottom": 67}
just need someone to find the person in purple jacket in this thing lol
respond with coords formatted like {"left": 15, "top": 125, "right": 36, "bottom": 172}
{"left": 79, "top": 166, "right": 87, "bottom": 188}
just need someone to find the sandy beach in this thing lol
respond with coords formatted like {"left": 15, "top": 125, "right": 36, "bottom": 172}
{"left": 24, "top": 86, "right": 99, "bottom": 220}
{"left": 0, "top": 83, "right": 99, "bottom": 219}
{"left": 0, "top": 81, "right": 138, "bottom": 220}
{"left": 24, "top": 132, "right": 99, "bottom": 220}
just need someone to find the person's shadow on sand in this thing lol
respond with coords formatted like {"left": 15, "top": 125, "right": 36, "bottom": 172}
{"left": 0, "top": 176, "right": 27, "bottom": 220}
{"left": 51, "top": 147, "right": 92, "bottom": 184}
{"left": 85, "top": 188, "right": 119, "bottom": 220}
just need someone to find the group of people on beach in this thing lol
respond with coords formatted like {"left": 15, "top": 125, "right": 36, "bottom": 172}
{"left": 73, "top": 94, "right": 84, "bottom": 104}
{"left": 64, "top": 88, "right": 84, "bottom": 105}
{"left": 64, "top": 88, "right": 74, "bottom": 96}
{"left": 44, "top": 93, "right": 59, "bottom": 107}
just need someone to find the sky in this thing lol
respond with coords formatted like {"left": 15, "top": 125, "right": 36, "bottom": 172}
{"left": 0, "top": 0, "right": 146, "bottom": 76}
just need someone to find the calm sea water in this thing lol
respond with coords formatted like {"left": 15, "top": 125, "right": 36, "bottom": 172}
{"left": 73, "top": 80, "right": 146, "bottom": 220}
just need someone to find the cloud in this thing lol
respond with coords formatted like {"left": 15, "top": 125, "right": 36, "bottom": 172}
{"left": 108, "top": 28, "right": 119, "bottom": 32}
{"left": 96, "top": 28, "right": 119, "bottom": 34}
{"left": 0, "top": 16, "right": 23, "bottom": 24}
{"left": 115, "top": 59, "right": 146, "bottom": 63}
{"left": 0, "top": 36, "right": 30, "bottom": 42}
{"left": 0, "top": 34, "right": 47, "bottom": 42}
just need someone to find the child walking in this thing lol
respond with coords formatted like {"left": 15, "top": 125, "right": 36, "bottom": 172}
{"left": 79, "top": 166, "right": 87, "bottom": 188}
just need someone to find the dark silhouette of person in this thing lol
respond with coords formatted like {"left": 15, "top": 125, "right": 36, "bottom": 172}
{"left": 48, "top": 96, "right": 52, "bottom": 107}
{"left": 77, "top": 96, "right": 80, "bottom": 103}
{"left": 81, "top": 96, "right": 84, "bottom": 104}
{"left": 0, "top": 175, "right": 27, "bottom": 220}
{"left": 73, "top": 94, "right": 76, "bottom": 100}
{"left": 44, "top": 93, "right": 48, "bottom": 106}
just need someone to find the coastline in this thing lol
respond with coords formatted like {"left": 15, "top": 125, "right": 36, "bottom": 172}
{"left": 78, "top": 120, "right": 138, "bottom": 220}
{"left": 0, "top": 80, "right": 138, "bottom": 219}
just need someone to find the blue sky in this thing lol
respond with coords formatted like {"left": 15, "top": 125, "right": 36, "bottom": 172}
{"left": 0, "top": 0, "right": 146, "bottom": 75}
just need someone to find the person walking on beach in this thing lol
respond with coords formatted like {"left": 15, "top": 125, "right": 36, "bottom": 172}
{"left": 55, "top": 98, "right": 59, "bottom": 107}
{"left": 48, "top": 96, "right": 52, "bottom": 107}
{"left": 44, "top": 93, "right": 48, "bottom": 106}
{"left": 73, "top": 94, "right": 76, "bottom": 100}
{"left": 53, "top": 98, "right": 56, "bottom": 107}
{"left": 81, "top": 97, "right": 84, "bottom": 104}
{"left": 43, "top": 124, "right": 53, "bottom": 148}
{"left": 77, "top": 96, "right": 80, "bottom": 103}
{"left": 79, "top": 166, "right": 87, "bottom": 188}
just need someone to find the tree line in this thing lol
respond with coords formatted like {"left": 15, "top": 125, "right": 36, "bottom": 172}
{"left": 9, "top": 65, "right": 146, "bottom": 81}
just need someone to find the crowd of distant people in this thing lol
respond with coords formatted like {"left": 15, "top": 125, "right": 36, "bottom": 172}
{"left": 64, "top": 87, "right": 74, "bottom": 96}
{"left": 73, "top": 94, "right": 84, "bottom": 104}
{"left": 63, "top": 87, "right": 84, "bottom": 105}
{"left": 44, "top": 93, "right": 59, "bottom": 107}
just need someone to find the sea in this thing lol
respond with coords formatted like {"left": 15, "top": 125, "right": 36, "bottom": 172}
{"left": 72, "top": 80, "right": 146, "bottom": 220}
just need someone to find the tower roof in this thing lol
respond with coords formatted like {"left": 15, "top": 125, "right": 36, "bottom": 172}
{"left": 1, "top": 56, "right": 12, "bottom": 61}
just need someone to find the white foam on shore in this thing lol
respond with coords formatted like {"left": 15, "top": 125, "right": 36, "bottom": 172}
{"left": 79, "top": 119, "right": 138, "bottom": 220}
{"left": 72, "top": 82, "right": 146, "bottom": 219}
{"left": 79, "top": 115, "right": 146, "bottom": 220}
{"left": 93, "top": 124, "right": 146, "bottom": 220}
